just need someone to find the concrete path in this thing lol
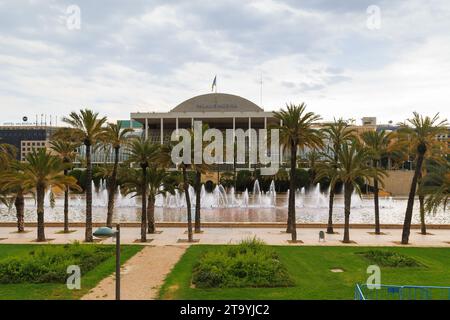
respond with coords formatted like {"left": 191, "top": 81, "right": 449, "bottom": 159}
{"left": 81, "top": 245, "right": 186, "bottom": 300}
{"left": 0, "top": 226, "right": 449, "bottom": 247}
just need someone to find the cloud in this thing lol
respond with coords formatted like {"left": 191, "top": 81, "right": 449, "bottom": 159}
{"left": 0, "top": 0, "right": 449, "bottom": 125}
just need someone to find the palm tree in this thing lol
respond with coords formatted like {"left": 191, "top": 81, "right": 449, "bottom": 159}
{"left": 421, "top": 160, "right": 449, "bottom": 213}
{"left": 0, "top": 144, "right": 27, "bottom": 233}
{"left": 49, "top": 140, "right": 80, "bottom": 233}
{"left": 62, "top": 109, "right": 107, "bottom": 242}
{"left": 127, "top": 137, "right": 160, "bottom": 242}
{"left": 398, "top": 113, "right": 448, "bottom": 244}
{"left": 102, "top": 123, "right": 134, "bottom": 227}
{"left": 121, "top": 167, "right": 176, "bottom": 233}
{"left": 180, "top": 162, "right": 194, "bottom": 242}
{"left": 273, "top": 103, "right": 323, "bottom": 242}
{"left": 360, "top": 130, "right": 393, "bottom": 235}
{"left": 188, "top": 125, "right": 211, "bottom": 234}
{"left": 3, "top": 149, "right": 79, "bottom": 241}
{"left": 325, "top": 141, "right": 386, "bottom": 243}
{"left": 321, "top": 119, "right": 356, "bottom": 234}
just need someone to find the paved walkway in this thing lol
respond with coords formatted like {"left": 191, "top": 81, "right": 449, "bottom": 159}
{"left": 0, "top": 226, "right": 449, "bottom": 247}
{"left": 81, "top": 245, "right": 186, "bottom": 300}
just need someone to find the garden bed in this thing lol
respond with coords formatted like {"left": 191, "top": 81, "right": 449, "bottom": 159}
{"left": 192, "top": 238, "right": 294, "bottom": 288}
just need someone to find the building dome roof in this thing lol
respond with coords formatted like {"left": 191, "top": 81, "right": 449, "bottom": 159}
{"left": 170, "top": 93, "right": 263, "bottom": 113}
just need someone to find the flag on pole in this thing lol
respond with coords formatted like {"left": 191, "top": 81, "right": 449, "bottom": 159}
{"left": 211, "top": 75, "right": 217, "bottom": 92}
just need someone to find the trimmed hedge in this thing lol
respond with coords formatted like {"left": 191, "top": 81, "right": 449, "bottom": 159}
{"left": 0, "top": 242, "right": 114, "bottom": 284}
{"left": 192, "top": 238, "right": 294, "bottom": 288}
{"left": 358, "top": 250, "right": 423, "bottom": 268}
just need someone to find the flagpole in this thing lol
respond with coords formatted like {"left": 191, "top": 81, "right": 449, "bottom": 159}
{"left": 260, "top": 72, "right": 263, "bottom": 107}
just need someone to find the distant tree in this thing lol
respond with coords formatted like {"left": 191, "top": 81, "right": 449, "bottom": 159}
{"left": 49, "top": 140, "right": 80, "bottom": 233}
{"left": 101, "top": 122, "right": 134, "bottom": 227}
{"left": 126, "top": 137, "right": 160, "bottom": 242}
{"left": 361, "top": 130, "right": 393, "bottom": 234}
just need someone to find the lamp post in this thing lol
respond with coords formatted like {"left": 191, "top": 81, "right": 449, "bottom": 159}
{"left": 93, "top": 224, "right": 121, "bottom": 300}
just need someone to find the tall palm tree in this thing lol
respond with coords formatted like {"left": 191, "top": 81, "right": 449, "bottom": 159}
{"left": 127, "top": 137, "right": 160, "bottom": 241}
{"left": 324, "top": 141, "right": 386, "bottom": 243}
{"left": 102, "top": 123, "right": 134, "bottom": 227}
{"left": 321, "top": 119, "right": 356, "bottom": 234}
{"left": 360, "top": 130, "right": 393, "bottom": 235}
{"left": 3, "top": 149, "right": 79, "bottom": 241}
{"left": 62, "top": 109, "right": 107, "bottom": 242}
{"left": 0, "top": 144, "right": 27, "bottom": 233}
{"left": 49, "top": 140, "right": 80, "bottom": 233}
{"left": 273, "top": 103, "right": 323, "bottom": 242}
{"left": 397, "top": 113, "right": 448, "bottom": 244}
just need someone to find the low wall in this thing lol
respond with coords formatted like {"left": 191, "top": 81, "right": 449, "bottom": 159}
{"left": 1, "top": 222, "right": 449, "bottom": 229}
{"left": 370, "top": 170, "right": 414, "bottom": 196}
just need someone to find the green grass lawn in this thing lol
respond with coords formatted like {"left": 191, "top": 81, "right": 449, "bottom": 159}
{"left": 0, "top": 244, "right": 142, "bottom": 300}
{"left": 159, "top": 245, "right": 450, "bottom": 300}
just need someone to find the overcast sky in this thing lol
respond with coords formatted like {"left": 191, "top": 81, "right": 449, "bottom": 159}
{"left": 1, "top": 0, "right": 449, "bottom": 125}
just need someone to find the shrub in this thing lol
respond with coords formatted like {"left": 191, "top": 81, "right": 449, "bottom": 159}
{"left": 204, "top": 180, "right": 216, "bottom": 193}
{"left": 192, "top": 238, "right": 294, "bottom": 288}
{"left": 236, "top": 170, "right": 253, "bottom": 192}
{"left": 0, "top": 242, "right": 114, "bottom": 284}
{"left": 359, "top": 250, "right": 422, "bottom": 268}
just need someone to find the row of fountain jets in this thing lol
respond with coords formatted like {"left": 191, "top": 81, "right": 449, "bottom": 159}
{"left": 43, "top": 179, "right": 391, "bottom": 209}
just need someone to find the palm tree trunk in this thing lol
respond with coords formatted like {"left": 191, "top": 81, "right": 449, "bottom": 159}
{"left": 106, "top": 147, "right": 120, "bottom": 228}
{"left": 63, "top": 168, "right": 70, "bottom": 233}
{"left": 327, "top": 189, "right": 334, "bottom": 234}
{"left": 401, "top": 152, "right": 425, "bottom": 244}
{"left": 141, "top": 165, "right": 147, "bottom": 242}
{"left": 183, "top": 167, "right": 193, "bottom": 242}
{"left": 85, "top": 143, "right": 93, "bottom": 242}
{"left": 233, "top": 153, "right": 237, "bottom": 189}
{"left": 36, "top": 185, "right": 46, "bottom": 242}
{"left": 194, "top": 170, "right": 201, "bottom": 233}
{"left": 147, "top": 195, "right": 155, "bottom": 233}
{"left": 288, "top": 141, "right": 297, "bottom": 241}
{"left": 14, "top": 190, "right": 25, "bottom": 233}
{"left": 374, "top": 178, "right": 380, "bottom": 234}
{"left": 419, "top": 194, "right": 426, "bottom": 235}
{"left": 343, "top": 182, "right": 352, "bottom": 243}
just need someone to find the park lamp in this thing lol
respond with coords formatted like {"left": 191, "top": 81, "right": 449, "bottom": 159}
{"left": 93, "top": 224, "right": 121, "bottom": 300}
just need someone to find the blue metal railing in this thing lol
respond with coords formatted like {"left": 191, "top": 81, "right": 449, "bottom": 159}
{"left": 355, "top": 284, "right": 450, "bottom": 300}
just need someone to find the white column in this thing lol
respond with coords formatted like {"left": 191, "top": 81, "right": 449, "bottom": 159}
{"left": 145, "top": 118, "right": 148, "bottom": 140}
{"left": 248, "top": 117, "right": 251, "bottom": 169}
{"left": 233, "top": 117, "right": 236, "bottom": 138}
{"left": 160, "top": 118, "right": 164, "bottom": 145}
{"left": 191, "top": 117, "right": 194, "bottom": 128}
{"left": 264, "top": 117, "right": 267, "bottom": 129}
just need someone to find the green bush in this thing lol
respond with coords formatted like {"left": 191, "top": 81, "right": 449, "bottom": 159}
{"left": 359, "top": 250, "right": 422, "bottom": 268}
{"left": 0, "top": 242, "right": 114, "bottom": 284}
{"left": 192, "top": 238, "right": 294, "bottom": 288}
{"left": 204, "top": 180, "right": 216, "bottom": 193}
{"left": 236, "top": 170, "right": 253, "bottom": 191}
